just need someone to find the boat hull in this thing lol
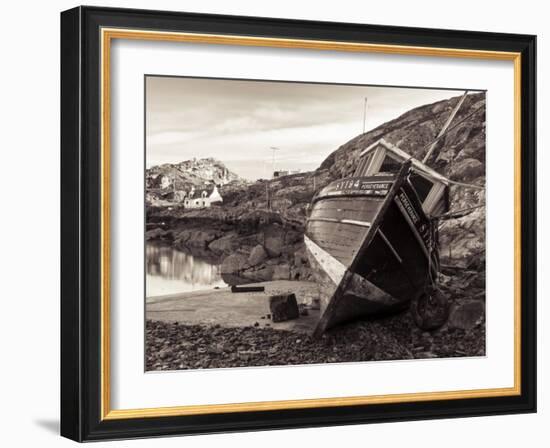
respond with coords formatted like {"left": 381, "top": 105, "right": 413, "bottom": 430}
{"left": 305, "top": 166, "right": 439, "bottom": 335}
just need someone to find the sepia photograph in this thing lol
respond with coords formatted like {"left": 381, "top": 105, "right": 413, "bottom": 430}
{"left": 144, "top": 76, "right": 487, "bottom": 371}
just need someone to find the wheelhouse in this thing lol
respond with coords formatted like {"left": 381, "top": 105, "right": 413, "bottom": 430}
{"left": 355, "top": 139, "right": 450, "bottom": 216}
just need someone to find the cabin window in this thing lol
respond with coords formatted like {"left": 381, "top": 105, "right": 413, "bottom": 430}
{"left": 378, "top": 155, "right": 401, "bottom": 174}
{"left": 409, "top": 173, "right": 433, "bottom": 203}
{"left": 353, "top": 153, "right": 373, "bottom": 177}
{"left": 423, "top": 182, "right": 447, "bottom": 216}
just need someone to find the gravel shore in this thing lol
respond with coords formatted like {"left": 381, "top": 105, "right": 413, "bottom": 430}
{"left": 146, "top": 308, "right": 485, "bottom": 371}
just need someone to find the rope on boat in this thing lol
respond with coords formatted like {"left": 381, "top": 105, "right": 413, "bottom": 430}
{"left": 419, "top": 102, "right": 486, "bottom": 160}
{"left": 446, "top": 179, "right": 485, "bottom": 190}
{"left": 419, "top": 97, "right": 486, "bottom": 191}
{"left": 422, "top": 92, "right": 469, "bottom": 164}
{"left": 436, "top": 203, "right": 485, "bottom": 221}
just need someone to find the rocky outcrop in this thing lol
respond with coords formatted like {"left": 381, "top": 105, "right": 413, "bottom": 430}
{"left": 145, "top": 228, "right": 170, "bottom": 241}
{"left": 248, "top": 245, "right": 268, "bottom": 266}
{"left": 448, "top": 299, "right": 485, "bottom": 330}
{"left": 147, "top": 157, "right": 240, "bottom": 188}
{"left": 174, "top": 228, "right": 221, "bottom": 250}
{"left": 208, "top": 232, "right": 238, "bottom": 253}
{"left": 220, "top": 253, "right": 248, "bottom": 275}
{"left": 449, "top": 158, "right": 484, "bottom": 182}
{"left": 272, "top": 264, "right": 291, "bottom": 280}
{"left": 264, "top": 230, "right": 284, "bottom": 257}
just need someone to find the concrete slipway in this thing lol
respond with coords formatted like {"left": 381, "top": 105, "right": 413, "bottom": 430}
{"left": 146, "top": 280, "right": 321, "bottom": 334}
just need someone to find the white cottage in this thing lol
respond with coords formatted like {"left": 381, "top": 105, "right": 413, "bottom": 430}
{"left": 183, "top": 183, "right": 223, "bottom": 209}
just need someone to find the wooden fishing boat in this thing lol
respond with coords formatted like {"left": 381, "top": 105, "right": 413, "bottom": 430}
{"left": 305, "top": 138, "right": 451, "bottom": 336}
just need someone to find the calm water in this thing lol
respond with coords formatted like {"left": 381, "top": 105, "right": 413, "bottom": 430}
{"left": 146, "top": 243, "right": 228, "bottom": 298}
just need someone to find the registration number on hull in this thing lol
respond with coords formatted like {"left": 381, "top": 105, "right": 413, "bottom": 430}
{"left": 321, "top": 178, "right": 392, "bottom": 197}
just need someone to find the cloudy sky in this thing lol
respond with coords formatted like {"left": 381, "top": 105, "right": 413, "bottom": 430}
{"left": 146, "top": 76, "right": 467, "bottom": 180}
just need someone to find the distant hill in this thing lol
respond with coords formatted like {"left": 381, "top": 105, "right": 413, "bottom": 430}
{"left": 147, "top": 157, "right": 241, "bottom": 187}
{"left": 146, "top": 157, "right": 247, "bottom": 203}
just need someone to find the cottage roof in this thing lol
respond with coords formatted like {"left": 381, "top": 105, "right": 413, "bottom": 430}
{"left": 186, "top": 183, "right": 216, "bottom": 199}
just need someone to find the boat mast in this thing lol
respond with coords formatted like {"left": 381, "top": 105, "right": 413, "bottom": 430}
{"left": 362, "top": 97, "right": 368, "bottom": 134}
{"left": 422, "top": 91, "right": 468, "bottom": 164}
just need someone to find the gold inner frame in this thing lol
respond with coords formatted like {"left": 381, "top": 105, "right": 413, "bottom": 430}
{"left": 100, "top": 27, "right": 522, "bottom": 420}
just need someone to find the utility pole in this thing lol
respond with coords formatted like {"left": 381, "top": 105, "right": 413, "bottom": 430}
{"left": 269, "top": 146, "right": 280, "bottom": 178}
{"left": 362, "top": 97, "right": 368, "bottom": 134}
{"left": 267, "top": 146, "right": 280, "bottom": 212}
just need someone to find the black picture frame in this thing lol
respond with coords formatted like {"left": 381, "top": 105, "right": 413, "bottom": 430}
{"left": 61, "top": 5, "right": 536, "bottom": 442}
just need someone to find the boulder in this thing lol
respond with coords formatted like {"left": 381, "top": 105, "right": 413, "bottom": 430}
{"left": 284, "top": 229, "right": 303, "bottom": 245}
{"left": 454, "top": 140, "right": 485, "bottom": 162}
{"left": 145, "top": 228, "right": 168, "bottom": 240}
{"left": 208, "top": 232, "right": 237, "bottom": 253}
{"left": 271, "top": 198, "right": 293, "bottom": 210}
{"left": 263, "top": 225, "right": 285, "bottom": 257}
{"left": 241, "top": 266, "right": 273, "bottom": 282}
{"left": 448, "top": 300, "right": 485, "bottom": 330}
{"left": 220, "top": 253, "right": 248, "bottom": 274}
{"left": 440, "top": 233, "right": 485, "bottom": 268}
{"left": 449, "top": 158, "right": 485, "bottom": 182}
{"left": 272, "top": 264, "right": 290, "bottom": 280}
{"left": 290, "top": 265, "right": 311, "bottom": 281}
{"left": 269, "top": 294, "right": 300, "bottom": 322}
{"left": 190, "top": 230, "right": 220, "bottom": 248}
{"left": 248, "top": 244, "right": 268, "bottom": 266}
{"left": 294, "top": 246, "right": 307, "bottom": 267}
{"left": 174, "top": 230, "right": 191, "bottom": 245}
{"left": 264, "top": 235, "right": 283, "bottom": 257}
{"left": 175, "top": 229, "right": 220, "bottom": 249}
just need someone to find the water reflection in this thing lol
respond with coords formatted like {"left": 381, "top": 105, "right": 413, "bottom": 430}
{"left": 146, "top": 243, "right": 227, "bottom": 297}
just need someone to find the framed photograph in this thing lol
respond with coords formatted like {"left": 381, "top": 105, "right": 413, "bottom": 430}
{"left": 60, "top": 6, "right": 536, "bottom": 441}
